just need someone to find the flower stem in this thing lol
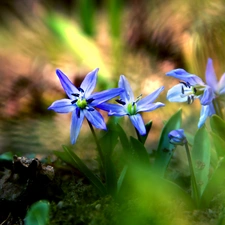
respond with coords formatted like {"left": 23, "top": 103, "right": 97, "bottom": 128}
{"left": 213, "top": 98, "right": 224, "bottom": 120}
{"left": 184, "top": 142, "right": 200, "bottom": 207}
{"left": 87, "top": 120, "right": 105, "bottom": 167}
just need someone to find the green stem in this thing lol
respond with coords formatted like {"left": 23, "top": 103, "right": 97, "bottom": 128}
{"left": 184, "top": 142, "right": 200, "bottom": 207}
{"left": 213, "top": 98, "right": 224, "bottom": 120}
{"left": 87, "top": 120, "right": 104, "bottom": 168}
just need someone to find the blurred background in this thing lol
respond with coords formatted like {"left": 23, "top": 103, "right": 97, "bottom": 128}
{"left": 1, "top": 0, "right": 225, "bottom": 162}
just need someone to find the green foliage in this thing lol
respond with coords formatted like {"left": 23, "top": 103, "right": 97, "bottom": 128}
{"left": 54, "top": 146, "right": 107, "bottom": 196}
{"left": 45, "top": 14, "right": 112, "bottom": 88}
{"left": 99, "top": 125, "right": 119, "bottom": 196}
{"left": 153, "top": 109, "right": 182, "bottom": 176}
{"left": 106, "top": 0, "right": 124, "bottom": 38}
{"left": 25, "top": 201, "right": 50, "bottom": 225}
{"left": 210, "top": 115, "right": 225, "bottom": 141}
{"left": 191, "top": 126, "right": 210, "bottom": 197}
{"left": 130, "top": 137, "right": 150, "bottom": 168}
{"left": 0, "top": 152, "right": 13, "bottom": 160}
{"left": 78, "top": 0, "right": 96, "bottom": 36}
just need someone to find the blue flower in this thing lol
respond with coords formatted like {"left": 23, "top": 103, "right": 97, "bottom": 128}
{"left": 98, "top": 75, "right": 165, "bottom": 135}
{"left": 166, "top": 69, "right": 215, "bottom": 105}
{"left": 166, "top": 66, "right": 216, "bottom": 128}
{"left": 205, "top": 58, "right": 225, "bottom": 100}
{"left": 168, "top": 129, "right": 187, "bottom": 146}
{"left": 48, "top": 68, "right": 124, "bottom": 144}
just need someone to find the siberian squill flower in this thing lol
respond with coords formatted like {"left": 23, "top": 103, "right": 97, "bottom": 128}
{"left": 166, "top": 67, "right": 215, "bottom": 128}
{"left": 205, "top": 58, "right": 225, "bottom": 100}
{"left": 198, "top": 58, "right": 225, "bottom": 127}
{"left": 98, "top": 75, "right": 165, "bottom": 135}
{"left": 48, "top": 68, "right": 123, "bottom": 144}
{"left": 168, "top": 129, "right": 187, "bottom": 146}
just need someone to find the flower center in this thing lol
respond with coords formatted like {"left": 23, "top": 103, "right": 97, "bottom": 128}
{"left": 127, "top": 102, "right": 137, "bottom": 115}
{"left": 180, "top": 82, "right": 205, "bottom": 104}
{"left": 76, "top": 98, "right": 87, "bottom": 109}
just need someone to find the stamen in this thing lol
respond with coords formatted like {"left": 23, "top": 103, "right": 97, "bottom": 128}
{"left": 78, "top": 87, "right": 84, "bottom": 93}
{"left": 132, "top": 102, "right": 135, "bottom": 106}
{"left": 193, "top": 87, "right": 197, "bottom": 94}
{"left": 115, "top": 99, "right": 126, "bottom": 105}
{"left": 187, "top": 95, "right": 194, "bottom": 104}
{"left": 86, "top": 98, "right": 94, "bottom": 104}
{"left": 186, "top": 82, "right": 191, "bottom": 88}
{"left": 87, "top": 107, "right": 94, "bottom": 111}
{"left": 181, "top": 86, "right": 184, "bottom": 94}
{"left": 71, "top": 99, "right": 78, "bottom": 104}
{"left": 180, "top": 81, "right": 187, "bottom": 87}
{"left": 76, "top": 107, "right": 80, "bottom": 118}
{"left": 71, "top": 93, "right": 80, "bottom": 97}
{"left": 136, "top": 94, "right": 142, "bottom": 102}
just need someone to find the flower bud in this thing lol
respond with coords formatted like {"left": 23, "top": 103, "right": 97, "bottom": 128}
{"left": 168, "top": 129, "right": 187, "bottom": 145}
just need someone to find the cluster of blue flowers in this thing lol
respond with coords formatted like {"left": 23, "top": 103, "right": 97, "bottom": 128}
{"left": 48, "top": 58, "right": 224, "bottom": 144}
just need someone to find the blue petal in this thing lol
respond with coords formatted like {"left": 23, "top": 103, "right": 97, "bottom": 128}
{"left": 48, "top": 99, "right": 75, "bottom": 113}
{"left": 56, "top": 69, "right": 79, "bottom": 99}
{"left": 218, "top": 73, "right": 225, "bottom": 95}
{"left": 168, "top": 129, "right": 186, "bottom": 145}
{"left": 89, "top": 88, "right": 124, "bottom": 107}
{"left": 198, "top": 103, "right": 215, "bottom": 128}
{"left": 84, "top": 109, "right": 107, "bottom": 130}
{"left": 70, "top": 110, "right": 85, "bottom": 144}
{"left": 97, "top": 103, "right": 127, "bottom": 116}
{"left": 119, "top": 75, "right": 134, "bottom": 103}
{"left": 167, "top": 84, "right": 188, "bottom": 102}
{"left": 199, "top": 86, "right": 215, "bottom": 105}
{"left": 137, "top": 102, "right": 165, "bottom": 113}
{"left": 137, "top": 86, "right": 164, "bottom": 110}
{"left": 166, "top": 69, "right": 204, "bottom": 85}
{"left": 80, "top": 68, "right": 99, "bottom": 98}
{"left": 205, "top": 58, "right": 218, "bottom": 92}
{"left": 129, "top": 114, "right": 146, "bottom": 135}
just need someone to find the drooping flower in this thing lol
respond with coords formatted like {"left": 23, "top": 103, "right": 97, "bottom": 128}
{"left": 98, "top": 75, "right": 165, "bottom": 135}
{"left": 168, "top": 129, "right": 187, "bottom": 146}
{"left": 166, "top": 66, "right": 216, "bottom": 128}
{"left": 166, "top": 69, "right": 215, "bottom": 105}
{"left": 48, "top": 68, "right": 124, "bottom": 144}
{"left": 205, "top": 58, "right": 225, "bottom": 100}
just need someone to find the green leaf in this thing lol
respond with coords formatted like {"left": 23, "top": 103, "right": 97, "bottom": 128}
{"left": 116, "top": 123, "right": 132, "bottom": 155}
{"left": 130, "top": 137, "right": 150, "bottom": 167}
{"left": 99, "top": 124, "right": 119, "bottom": 196}
{"left": 117, "top": 165, "right": 128, "bottom": 195}
{"left": 153, "top": 109, "right": 182, "bottom": 176}
{"left": 45, "top": 14, "right": 112, "bottom": 88}
{"left": 25, "top": 201, "right": 49, "bottom": 225}
{"left": 210, "top": 115, "right": 225, "bottom": 141}
{"left": 210, "top": 131, "right": 225, "bottom": 157}
{"left": 0, "top": 152, "right": 13, "bottom": 160}
{"left": 62, "top": 146, "right": 107, "bottom": 196}
{"left": 202, "top": 157, "right": 225, "bottom": 207}
{"left": 191, "top": 126, "right": 210, "bottom": 197}
{"left": 138, "top": 120, "right": 153, "bottom": 144}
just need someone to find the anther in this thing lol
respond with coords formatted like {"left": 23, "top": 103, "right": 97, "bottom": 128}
{"left": 78, "top": 87, "right": 84, "bottom": 93}
{"left": 87, "top": 98, "right": 94, "bottom": 104}
{"left": 180, "top": 81, "right": 187, "bottom": 87}
{"left": 87, "top": 107, "right": 94, "bottom": 111}
{"left": 71, "top": 93, "right": 80, "bottom": 97}
{"left": 115, "top": 99, "right": 126, "bottom": 105}
{"left": 71, "top": 99, "right": 78, "bottom": 104}
{"left": 181, "top": 86, "right": 184, "bottom": 94}
{"left": 76, "top": 108, "right": 80, "bottom": 118}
